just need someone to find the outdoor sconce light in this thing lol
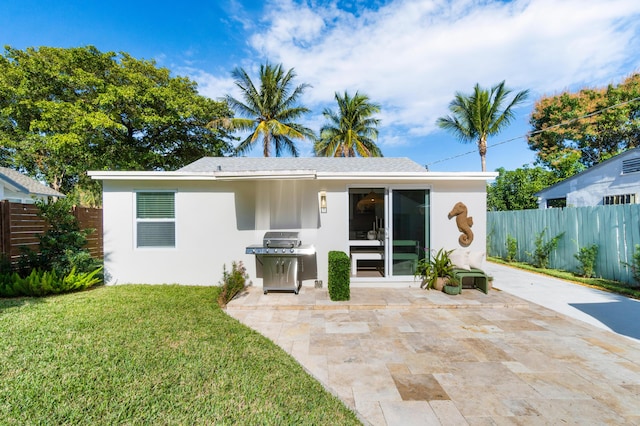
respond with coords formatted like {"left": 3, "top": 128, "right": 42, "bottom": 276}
{"left": 320, "top": 191, "right": 327, "bottom": 213}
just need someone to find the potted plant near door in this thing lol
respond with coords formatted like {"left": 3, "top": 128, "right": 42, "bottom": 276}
{"left": 416, "top": 248, "right": 455, "bottom": 291}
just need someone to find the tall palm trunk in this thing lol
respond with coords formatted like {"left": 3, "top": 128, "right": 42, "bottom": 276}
{"left": 478, "top": 135, "right": 488, "bottom": 172}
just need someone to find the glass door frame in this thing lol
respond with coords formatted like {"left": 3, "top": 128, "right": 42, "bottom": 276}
{"left": 385, "top": 185, "right": 431, "bottom": 278}
{"left": 348, "top": 184, "right": 431, "bottom": 281}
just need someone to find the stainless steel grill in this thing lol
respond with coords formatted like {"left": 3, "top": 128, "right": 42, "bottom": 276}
{"left": 245, "top": 232, "right": 316, "bottom": 294}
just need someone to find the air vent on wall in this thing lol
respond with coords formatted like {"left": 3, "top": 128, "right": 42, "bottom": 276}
{"left": 622, "top": 157, "right": 640, "bottom": 174}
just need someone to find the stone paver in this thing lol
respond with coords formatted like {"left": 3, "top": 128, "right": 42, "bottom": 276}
{"left": 226, "top": 272, "right": 640, "bottom": 425}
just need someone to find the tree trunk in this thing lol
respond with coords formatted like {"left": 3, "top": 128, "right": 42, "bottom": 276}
{"left": 478, "top": 135, "right": 488, "bottom": 172}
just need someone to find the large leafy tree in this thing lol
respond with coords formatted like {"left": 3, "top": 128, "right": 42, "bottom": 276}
{"left": 0, "top": 46, "right": 233, "bottom": 202}
{"left": 437, "top": 81, "right": 529, "bottom": 171}
{"left": 314, "top": 91, "right": 382, "bottom": 157}
{"left": 487, "top": 166, "right": 558, "bottom": 211}
{"left": 224, "top": 63, "right": 315, "bottom": 157}
{"left": 528, "top": 73, "right": 640, "bottom": 174}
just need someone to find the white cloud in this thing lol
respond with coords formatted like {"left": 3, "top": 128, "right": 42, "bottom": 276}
{"left": 179, "top": 67, "right": 236, "bottom": 101}
{"left": 239, "top": 0, "right": 640, "bottom": 136}
{"left": 181, "top": 0, "right": 639, "bottom": 168}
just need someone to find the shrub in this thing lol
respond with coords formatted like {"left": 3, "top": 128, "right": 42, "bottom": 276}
{"left": 0, "top": 267, "right": 103, "bottom": 297}
{"left": 486, "top": 227, "right": 495, "bottom": 257}
{"left": 621, "top": 244, "right": 640, "bottom": 287}
{"left": 62, "top": 266, "right": 104, "bottom": 292}
{"left": 18, "top": 198, "right": 101, "bottom": 276}
{"left": 328, "top": 251, "right": 350, "bottom": 301}
{"left": 56, "top": 250, "right": 103, "bottom": 277}
{"left": 528, "top": 229, "right": 564, "bottom": 269}
{"left": 574, "top": 244, "right": 598, "bottom": 278}
{"left": 218, "top": 261, "right": 250, "bottom": 307}
{"left": 506, "top": 235, "right": 518, "bottom": 262}
{"left": 0, "top": 271, "right": 22, "bottom": 297}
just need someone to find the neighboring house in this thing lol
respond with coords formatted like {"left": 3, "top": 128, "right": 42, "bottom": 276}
{"left": 89, "top": 157, "right": 496, "bottom": 288}
{"left": 536, "top": 148, "right": 640, "bottom": 208}
{"left": 0, "top": 167, "right": 65, "bottom": 203}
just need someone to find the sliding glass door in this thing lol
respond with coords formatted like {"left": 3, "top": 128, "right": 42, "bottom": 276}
{"left": 348, "top": 187, "right": 429, "bottom": 279}
{"left": 389, "top": 189, "right": 429, "bottom": 276}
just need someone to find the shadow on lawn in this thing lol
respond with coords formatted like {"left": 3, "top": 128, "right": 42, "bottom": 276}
{"left": 0, "top": 295, "right": 46, "bottom": 311}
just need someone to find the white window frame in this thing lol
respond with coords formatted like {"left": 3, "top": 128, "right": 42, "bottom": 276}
{"left": 134, "top": 190, "right": 177, "bottom": 249}
{"left": 603, "top": 193, "right": 637, "bottom": 205}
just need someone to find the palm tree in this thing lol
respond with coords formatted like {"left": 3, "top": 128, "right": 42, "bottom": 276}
{"left": 436, "top": 81, "right": 529, "bottom": 171}
{"left": 224, "top": 63, "right": 315, "bottom": 157}
{"left": 314, "top": 91, "right": 382, "bottom": 157}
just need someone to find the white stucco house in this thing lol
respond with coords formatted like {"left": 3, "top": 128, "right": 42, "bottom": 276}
{"left": 0, "top": 167, "right": 65, "bottom": 203}
{"left": 89, "top": 157, "right": 496, "bottom": 288}
{"left": 536, "top": 148, "right": 640, "bottom": 208}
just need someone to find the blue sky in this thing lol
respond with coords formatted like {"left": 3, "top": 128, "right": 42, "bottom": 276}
{"left": 2, "top": 0, "right": 639, "bottom": 172}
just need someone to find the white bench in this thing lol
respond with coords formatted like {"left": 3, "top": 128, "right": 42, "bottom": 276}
{"left": 351, "top": 251, "right": 384, "bottom": 276}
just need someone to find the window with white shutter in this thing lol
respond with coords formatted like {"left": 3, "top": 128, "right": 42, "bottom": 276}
{"left": 136, "top": 192, "right": 175, "bottom": 248}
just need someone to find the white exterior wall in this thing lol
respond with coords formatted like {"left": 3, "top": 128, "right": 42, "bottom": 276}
{"left": 102, "top": 177, "right": 489, "bottom": 287}
{"left": 538, "top": 150, "right": 640, "bottom": 208}
{"left": 430, "top": 180, "right": 488, "bottom": 254}
{"left": 103, "top": 180, "right": 256, "bottom": 285}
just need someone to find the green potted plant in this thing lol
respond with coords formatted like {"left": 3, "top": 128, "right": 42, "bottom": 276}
{"left": 443, "top": 275, "right": 461, "bottom": 295}
{"left": 415, "top": 248, "right": 454, "bottom": 291}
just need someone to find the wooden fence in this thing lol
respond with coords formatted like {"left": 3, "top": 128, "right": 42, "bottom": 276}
{"left": 487, "top": 205, "right": 640, "bottom": 284}
{"left": 0, "top": 201, "right": 103, "bottom": 264}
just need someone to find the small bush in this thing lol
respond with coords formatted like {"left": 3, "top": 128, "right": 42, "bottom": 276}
{"left": 0, "top": 267, "right": 103, "bottom": 297}
{"left": 63, "top": 266, "right": 104, "bottom": 292}
{"left": 506, "top": 235, "right": 518, "bottom": 263}
{"left": 218, "top": 261, "right": 250, "bottom": 307}
{"left": 0, "top": 271, "right": 22, "bottom": 297}
{"left": 575, "top": 244, "right": 598, "bottom": 278}
{"left": 328, "top": 251, "right": 350, "bottom": 301}
{"left": 528, "top": 229, "right": 564, "bottom": 269}
{"left": 18, "top": 198, "right": 100, "bottom": 276}
{"left": 622, "top": 244, "right": 640, "bottom": 287}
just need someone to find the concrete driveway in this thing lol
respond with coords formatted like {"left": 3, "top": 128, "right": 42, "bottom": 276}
{"left": 485, "top": 262, "right": 640, "bottom": 343}
{"left": 226, "top": 263, "right": 640, "bottom": 425}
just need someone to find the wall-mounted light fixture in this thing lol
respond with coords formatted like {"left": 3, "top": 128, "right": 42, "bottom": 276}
{"left": 320, "top": 191, "right": 327, "bottom": 213}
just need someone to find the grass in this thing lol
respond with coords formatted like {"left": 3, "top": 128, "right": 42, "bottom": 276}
{"left": 0, "top": 285, "right": 361, "bottom": 425}
{"left": 489, "top": 256, "right": 640, "bottom": 299}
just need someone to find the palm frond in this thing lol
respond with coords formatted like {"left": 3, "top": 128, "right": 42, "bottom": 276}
{"left": 315, "top": 90, "right": 382, "bottom": 157}
{"left": 437, "top": 81, "right": 529, "bottom": 170}
{"left": 223, "top": 63, "right": 312, "bottom": 156}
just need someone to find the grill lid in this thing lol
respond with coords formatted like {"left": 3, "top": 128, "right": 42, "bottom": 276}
{"left": 263, "top": 231, "right": 301, "bottom": 248}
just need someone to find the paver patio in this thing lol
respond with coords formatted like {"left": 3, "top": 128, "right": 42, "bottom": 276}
{"left": 226, "top": 269, "right": 640, "bottom": 425}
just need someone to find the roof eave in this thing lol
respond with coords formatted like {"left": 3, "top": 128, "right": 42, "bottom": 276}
{"left": 89, "top": 170, "right": 498, "bottom": 182}
{"left": 317, "top": 171, "right": 498, "bottom": 181}
{"left": 0, "top": 175, "right": 30, "bottom": 194}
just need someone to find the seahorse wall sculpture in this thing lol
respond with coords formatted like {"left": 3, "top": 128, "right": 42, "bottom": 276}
{"left": 448, "top": 202, "right": 474, "bottom": 247}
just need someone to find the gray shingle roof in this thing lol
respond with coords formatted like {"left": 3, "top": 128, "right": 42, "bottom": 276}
{"left": 178, "top": 157, "right": 428, "bottom": 174}
{"left": 0, "top": 167, "right": 65, "bottom": 198}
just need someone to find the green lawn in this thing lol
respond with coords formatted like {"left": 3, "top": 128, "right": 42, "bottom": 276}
{"left": 0, "top": 285, "right": 361, "bottom": 425}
